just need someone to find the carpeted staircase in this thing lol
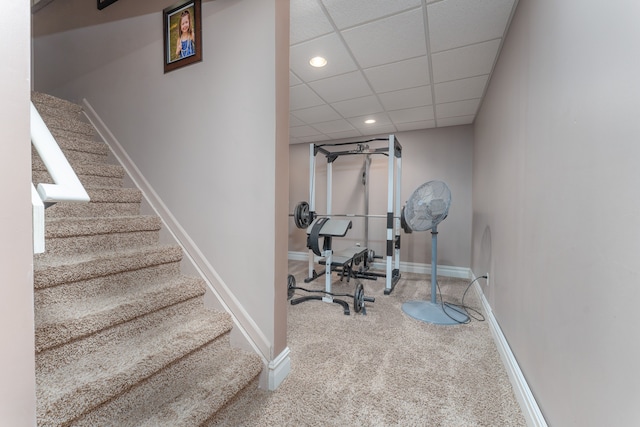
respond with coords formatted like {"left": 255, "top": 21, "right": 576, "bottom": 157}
{"left": 31, "top": 92, "right": 263, "bottom": 426}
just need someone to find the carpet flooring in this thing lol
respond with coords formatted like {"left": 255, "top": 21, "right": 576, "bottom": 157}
{"left": 206, "top": 260, "right": 526, "bottom": 426}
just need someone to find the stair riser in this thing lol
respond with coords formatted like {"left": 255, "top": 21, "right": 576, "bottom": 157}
{"left": 45, "top": 202, "right": 141, "bottom": 218}
{"left": 32, "top": 93, "right": 83, "bottom": 115}
{"left": 33, "top": 133, "right": 110, "bottom": 156}
{"left": 32, "top": 101, "right": 84, "bottom": 123}
{"left": 33, "top": 171, "right": 124, "bottom": 189}
{"left": 34, "top": 245, "right": 183, "bottom": 289}
{"left": 45, "top": 150, "right": 107, "bottom": 165}
{"left": 35, "top": 277, "right": 206, "bottom": 353}
{"left": 42, "top": 115, "right": 95, "bottom": 138}
{"left": 49, "top": 127, "right": 98, "bottom": 143}
{"left": 41, "top": 230, "right": 160, "bottom": 256}
{"left": 35, "top": 262, "right": 182, "bottom": 308}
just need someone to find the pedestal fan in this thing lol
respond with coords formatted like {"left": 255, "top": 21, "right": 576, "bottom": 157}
{"left": 401, "top": 180, "right": 468, "bottom": 325}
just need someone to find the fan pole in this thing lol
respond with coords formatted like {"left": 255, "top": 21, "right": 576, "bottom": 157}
{"left": 402, "top": 226, "right": 469, "bottom": 325}
{"left": 430, "top": 228, "right": 438, "bottom": 304}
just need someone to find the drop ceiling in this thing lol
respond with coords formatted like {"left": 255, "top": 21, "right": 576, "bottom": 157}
{"left": 289, "top": 0, "right": 518, "bottom": 144}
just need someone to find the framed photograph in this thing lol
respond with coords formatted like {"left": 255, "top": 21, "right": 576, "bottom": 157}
{"left": 163, "top": 0, "right": 202, "bottom": 73}
{"left": 97, "top": 0, "right": 119, "bottom": 10}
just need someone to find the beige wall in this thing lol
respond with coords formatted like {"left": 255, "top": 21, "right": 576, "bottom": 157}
{"left": 472, "top": 0, "right": 640, "bottom": 424}
{"left": 33, "top": 0, "right": 288, "bottom": 363}
{"left": 289, "top": 126, "right": 474, "bottom": 269}
{"left": 0, "top": 0, "right": 36, "bottom": 424}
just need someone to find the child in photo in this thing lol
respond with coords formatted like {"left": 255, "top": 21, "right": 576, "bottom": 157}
{"left": 175, "top": 9, "right": 195, "bottom": 59}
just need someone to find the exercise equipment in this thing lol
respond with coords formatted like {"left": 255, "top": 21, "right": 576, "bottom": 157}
{"left": 290, "top": 201, "right": 393, "bottom": 230}
{"left": 290, "top": 216, "right": 378, "bottom": 314}
{"left": 287, "top": 274, "right": 374, "bottom": 315}
{"left": 304, "top": 135, "right": 403, "bottom": 295}
{"left": 401, "top": 180, "right": 469, "bottom": 325}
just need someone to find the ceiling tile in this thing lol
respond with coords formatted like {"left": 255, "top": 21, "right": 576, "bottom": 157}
{"left": 341, "top": 9, "right": 427, "bottom": 69}
{"left": 290, "top": 84, "right": 325, "bottom": 110}
{"left": 428, "top": 0, "right": 515, "bottom": 53}
{"left": 388, "top": 106, "right": 435, "bottom": 124}
{"left": 324, "top": 129, "right": 363, "bottom": 140}
{"left": 331, "top": 95, "right": 384, "bottom": 118}
{"left": 290, "top": 72, "right": 302, "bottom": 86}
{"left": 312, "top": 119, "right": 357, "bottom": 133}
{"left": 435, "top": 99, "right": 481, "bottom": 119}
{"left": 434, "top": 75, "right": 489, "bottom": 103}
{"left": 308, "top": 71, "right": 372, "bottom": 103}
{"left": 378, "top": 85, "right": 433, "bottom": 111}
{"left": 290, "top": 114, "right": 306, "bottom": 127}
{"left": 437, "top": 115, "right": 475, "bottom": 127}
{"left": 321, "top": 0, "right": 421, "bottom": 30}
{"left": 431, "top": 38, "right": 501, "bottom": 83}
{"left": 292, "top": 104, "right": 341, "bottom": 124}
{"left": 290, "top": 125, "right": 324, "bottom": 138}
{"left": 395, "top": 120, "right": 436, "bottom": 131}
{"left": 356, "top": 123, "right": 398, "bottom": 135}
{"left": 290, "top": 33, "right": 359, "bottom": 82}
{"left": 363, "top": 56, "right": 430, "bottom": 93}
{"left": 290, "top": 0, "right": 334, "bottom": 44}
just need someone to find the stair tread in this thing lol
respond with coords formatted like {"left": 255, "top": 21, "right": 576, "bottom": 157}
{"left": 83, "top": 187, "right": 143, "bottom": 203}
{"left": 32, "top": 92, "right": 83, "bottom": 114}
{"left": 36, "top": 303, "right": 233, "bottom": 426}
{"left": 34, "top": 244, "right": 183, "bottom": 288}
{"left": 45, "top": 215, "right": 162, "bottom": 237}
{"left": 42, "top": 114, "right": 95, "bottom": 137}
{"left": 74, "top": 342, "right": 263, "bottom": 427}
{"left": 32, "top": 132, "right": 107, "bottom": 156}
{"left": 33, "top": 159, "right": 123, "bottom": 177}
{"left": 35, "top": 275, "right": 206, "bottom": 352}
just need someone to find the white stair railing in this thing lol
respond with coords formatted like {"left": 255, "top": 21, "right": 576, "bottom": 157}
{"left": 31, "top": 102, "right": 90, "bottom": 253}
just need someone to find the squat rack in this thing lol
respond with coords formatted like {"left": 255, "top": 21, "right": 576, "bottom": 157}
{"left": 306, "top": 134, "right": 402, "bottom": 294}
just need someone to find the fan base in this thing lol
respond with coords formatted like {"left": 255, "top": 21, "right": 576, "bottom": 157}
{"left": 402, "top": 300, "right": 469, "bottom": 325}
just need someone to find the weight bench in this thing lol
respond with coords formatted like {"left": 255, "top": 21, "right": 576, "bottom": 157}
{"left": 292, "top": 217, "right": 373, "bottom": 314}
{"left": 319, "top": 246, "right": 368, "bottom": 283}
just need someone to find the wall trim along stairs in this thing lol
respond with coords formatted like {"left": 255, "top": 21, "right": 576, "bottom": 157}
{"left": 82, "top": 98, "right": 290, "bottom": 390}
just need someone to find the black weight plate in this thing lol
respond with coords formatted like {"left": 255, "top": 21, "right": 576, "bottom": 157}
{"left": 354, "top": 282, "right": 364, "bottom": 313}
{"left": 287, "top": 274, "right": 296, "bottom": 300}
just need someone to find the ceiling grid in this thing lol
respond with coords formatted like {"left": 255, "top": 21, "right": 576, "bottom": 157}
{"left": 289, "top": 0, "right": 519, "bottom": 143}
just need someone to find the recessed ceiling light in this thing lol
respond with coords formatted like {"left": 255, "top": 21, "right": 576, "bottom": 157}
{"left": 309, "top": 56, "right": 327, "bottom": 67}
{"left": 364, "top": 119, "right": 376, "bottom": 124}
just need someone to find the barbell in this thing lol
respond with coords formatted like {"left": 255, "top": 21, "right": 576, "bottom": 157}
{"left": 290, "top": 201, "right": 396, "bottom": 229}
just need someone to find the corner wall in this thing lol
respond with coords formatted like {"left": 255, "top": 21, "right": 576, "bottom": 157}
{"left": 472, "top": 0, "right": 640, "bottom": 424}
{"left": 0, "top": 0, "right": 36, "bottom": 423}
{"left": 33, "top": 0, "right": 288, "bottom": 367}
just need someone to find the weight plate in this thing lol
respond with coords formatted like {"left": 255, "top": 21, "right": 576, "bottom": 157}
{"left": 287, "top": 274, "right": 296, "bottom": 300}
{"left": 354, "top": 282, "right": 364, "bottom": 313}
{"left": 294, "top": 201, "right": 313, "bottom": 229}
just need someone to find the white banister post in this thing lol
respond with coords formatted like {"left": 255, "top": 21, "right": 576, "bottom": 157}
{"left": 32, "top": 184, "right": 45, "bottom": 254}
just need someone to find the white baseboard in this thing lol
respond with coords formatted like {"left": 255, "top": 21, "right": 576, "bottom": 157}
{"left": 261, "top": 346, "right": 291, "bottom": 391}
{"left": 288, "top": 251, "right": 471, "bottom": 279}
{"left": 472, "top": 276, "right": 548, "bottom": 427}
